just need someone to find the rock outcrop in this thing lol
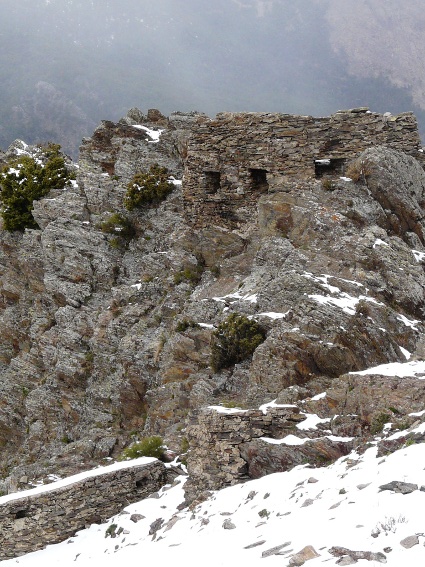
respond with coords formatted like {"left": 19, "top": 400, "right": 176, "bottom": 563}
{"left": 0, "top": 108, "right": 424, "bottom": 508}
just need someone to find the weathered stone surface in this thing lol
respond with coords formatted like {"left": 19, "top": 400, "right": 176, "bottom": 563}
{"left": 289, "top": 545, "right": 320, "bottom": 565}
{"left": 183, "top": 109, "right": 423, "bottom": 229}
{"left": 400, "top": 535, "right": 419, "bottom": 548}
{"left": 379, "top": 481, "right": 418, "bottom": 494}
{"left": 222, "top": 518, "right": 236, "bottom": 529}
{"left": 329, "top": 546, "right": 387, "bottom": 563}
{"left": 261, "top": 542, "right": 291, "bottom": 557}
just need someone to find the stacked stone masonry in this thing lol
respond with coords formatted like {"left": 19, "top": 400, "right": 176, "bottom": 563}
{"left": 183, "top": 108, "right": 424, "bottom": 228}
{"left": 185, "top": 406, "right": 306, "bottom": 502}
{"left": 0, "top": 459, "right": 167, "bottom": 560}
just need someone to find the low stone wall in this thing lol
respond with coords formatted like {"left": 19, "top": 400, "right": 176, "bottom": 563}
{"left": 0, "top": 458, "right": 167, "bottom": 560}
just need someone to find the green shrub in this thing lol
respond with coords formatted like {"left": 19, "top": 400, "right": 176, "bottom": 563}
{"left": 119, "top": 435, "right": 165, "bottom": 461}
{"left": 370, "top": 411, "right": 391, "bottom": 435}
{"left": 124, "top": 164, "right": 174, "bottom": 210}
{"left": 180, "top": 436, "right": 189, "bottom": 454}
{"left": 0, "top": 144, "right": 72, "bottom": 231}
{"left": 175, "top": 319, "right": 200, "bottom": 333}
{"left": 210, "top": 313, "right": 266, "bottom": 372}
{"left": 99, "top": 212, "right": 135, "bottom": 242}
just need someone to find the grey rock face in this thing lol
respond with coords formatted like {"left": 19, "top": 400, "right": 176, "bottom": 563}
{"left": 1, "top": 110, "right": 425, "bottom": 501}
{"left": 379, "top": 481, "right": 418, "bottom": 494}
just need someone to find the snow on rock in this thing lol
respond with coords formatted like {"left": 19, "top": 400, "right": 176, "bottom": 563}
{"left": 350, "top": 360, "right": 425, "bottom": 378}
{"left": 297, "top": 413, "right": 331, "bottom": 431}
{"left": 132, "top": 124, "right": 164, "bottom": 142}
{"left": 208, "top": 405, "right": 248, "bottom": 414}
{"left": 310, "top": 392, "right": 327, "bottom": 401}
{"left": 0, "top": 457, "right": 156, "bottom": 505}
{"left": 397, "top": 314, "right": 420, "bottom": 330}
{"left": 373, "top": 238, "right": 389, "bottom": 248}
{"left": 8, "top": 442, "right": 425, "bottom": 567}
{"left": 412, "top": 249, "right": 425, "bottom": 262}
{"left": 258, "top": 399, "right": 297, "bottom": 414}
{"left": 308, "top": 292, "right": 381, "bottom": 315}
{"left": 399, "top": 346, "right": 411, "bottom": 360}
{"left": 210, "top": 291, "right": 258, "bottom": 304}
{"left": 256, "top": 311, "right": 288, "bottom": 319}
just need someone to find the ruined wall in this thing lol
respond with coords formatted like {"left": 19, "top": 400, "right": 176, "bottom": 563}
{"left": 183, "top": 108, "right": 423, "bottom": 228}
{"left": 185, "top": 405, "right": 359, "bottom": 505}
{"left": 0, "top": 459, "right": 166, "bottom": 560}
{"left": 185, "top": 406, "right": 305, "bottom": 502}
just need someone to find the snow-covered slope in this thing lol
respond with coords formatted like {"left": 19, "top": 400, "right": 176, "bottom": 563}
{"left": 4, "top": 428, "right": 425, "bottom": 566}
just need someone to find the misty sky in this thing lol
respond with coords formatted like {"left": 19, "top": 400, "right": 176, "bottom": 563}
{"left": 1, "top": 0, "right": 424, "bottom": 156}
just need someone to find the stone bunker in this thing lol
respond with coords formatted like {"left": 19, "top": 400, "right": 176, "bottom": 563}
{"left": 182, "top": 108, "right": 423, "bottom": 228}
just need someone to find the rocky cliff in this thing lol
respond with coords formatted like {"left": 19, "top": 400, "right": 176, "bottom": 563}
{"left": 0, "top": 108, "right": 425, "bottom": 505}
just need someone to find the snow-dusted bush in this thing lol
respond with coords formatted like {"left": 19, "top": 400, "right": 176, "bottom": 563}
{"left": 124, "top": 164, "right": 174, "bottom": 210}
{"left": 0, "top": 143, "right": 72, "bottom": 231}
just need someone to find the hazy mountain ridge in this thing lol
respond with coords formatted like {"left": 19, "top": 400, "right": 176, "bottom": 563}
{"left": 1, "top": 0, "right": 425, "bottom": 157}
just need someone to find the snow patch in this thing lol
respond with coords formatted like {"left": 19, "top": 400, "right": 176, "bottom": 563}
{"left": 132, "top": 125, "right": 164, "bottom": 143}
{"left": 350, "top": 360, "right": 425, "bottom": 378}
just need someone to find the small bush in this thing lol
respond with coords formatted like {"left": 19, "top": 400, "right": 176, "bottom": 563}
{"left": 119, "top": 435, "right": 165, "bottom": 461}
{"left": 370, "top": 411, "right": 391, "bottom": 435}
{"left": 124, "top": 164, "right": 174, "bottom": 210}
{"left": 175, "top": 319, "right": 200, "bottom": 333}
{"left": 99, "top": 213, "right": 135, "bottom": 241}
{"left": 210, "top": 313, "right": 266, "bottom": 372}
{"left": 105, "top": 524, "right": 117, "bottom": 538}
{"left": 0, "top": 144, "right": 72, "bottom": 231}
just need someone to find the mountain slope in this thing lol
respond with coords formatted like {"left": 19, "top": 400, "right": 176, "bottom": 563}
{"left": 3, "top": 423, "right": 425, "bottom": 566}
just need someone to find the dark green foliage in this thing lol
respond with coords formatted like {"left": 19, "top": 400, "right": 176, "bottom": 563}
{"left": 175, "top": 319, "right": 200, "bottom": 333}
{"left": 119, "top": 435, "right": 165, "bottom": 461}
{"left": 0, "top": 144, "right": 72, "bottom": 231}
{"left": 210, "top": 313, "right": 266, "bottom": 372}
{"left": 99, "top": 212, "right": 135, "bottom": 241}
{"left": 370, "top": 411, "right": 391, "bottom": 435}
{"left": 124, "top": 164, "right": 174, "bottom": 211}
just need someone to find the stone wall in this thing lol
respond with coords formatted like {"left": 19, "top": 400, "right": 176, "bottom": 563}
{"left": 0, "top": 458, "right": 167, "bottom": 560}
{"left": 183, "top": 108, "right": 423, "bottom": 228}
{"left": 185, "top": 406, "right": 305, "bottom": 502}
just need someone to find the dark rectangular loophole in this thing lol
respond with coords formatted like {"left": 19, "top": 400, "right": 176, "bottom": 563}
{"left": 204, "top": 171, "right": 221, "bottom": 194}
{"left": 249, "top": 168, "right": 269, "bottom": 191}
{"left": 15, "top": 509, "right": 28, "bottom": 519}
{"left": 314, "top": 158, "right": 345, "bottom": 178}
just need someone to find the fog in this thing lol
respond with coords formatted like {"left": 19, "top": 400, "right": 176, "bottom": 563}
{"left": 1, "top": 0, "right": 424, "bottom": 156}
